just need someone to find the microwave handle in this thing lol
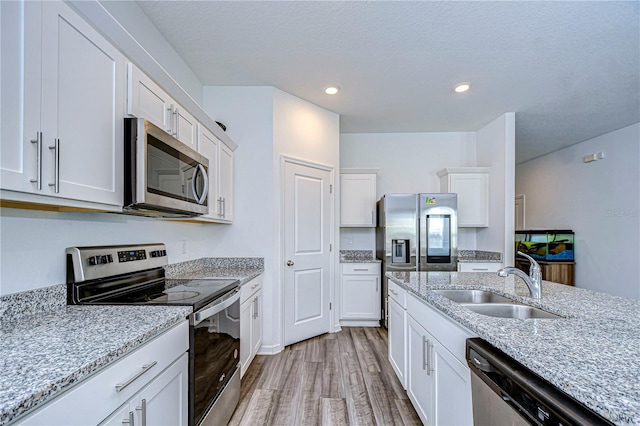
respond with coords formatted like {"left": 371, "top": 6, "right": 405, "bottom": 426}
{"left": 191, "top": 164, "right": 209, "bottom": 205}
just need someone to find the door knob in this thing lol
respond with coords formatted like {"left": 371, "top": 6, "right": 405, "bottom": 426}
{"left": 287, "top": 260, "right": 294, "bottom": 266}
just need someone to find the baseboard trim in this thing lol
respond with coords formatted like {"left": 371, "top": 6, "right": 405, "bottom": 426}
{"left": 257, "top": 343, "right": 283, "bottom": 355}
{"left": 340, "top": 320, "right": 381, "bottom": 327}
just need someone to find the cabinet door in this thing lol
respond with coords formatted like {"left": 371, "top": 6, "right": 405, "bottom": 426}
{"left": 431, "top": 339, "right": 473, "bottom": 426}
{"left": 198, "top": 125, "right": 221, "bottom": 219}
{"left": 218, "top": 143, "right": 234, "bottom": 221}
{"left": 0, "top": 1, "right": 42, "bottom": 194}
{"left": 127, "top": 63, "right": 171, "bottom": 133}
{"left": 388, "top": 298, "right": 406, "bottom": 388}
{"left": 340, "top": 174, "right": 376, "bottom": 227}
{"left": 99, "top": 403, "right": 133, "bottom": 426}
{"left": 341, "top": 274, "right": 380, "bottom": 320}
{"left": 252, "top": 290, "right": 263, "bottom": 356}
{"left": 240, "top": 298, "right": 253, "bottom": 377}
{"left": 406, "top": 315, "right": 434, "bottom": 425}
{"left": 135, "top": 353, "right": 188, "bottom": 426}
{"left": 175, "top": 106, "right": 198, "bottom": 149}
{"left": 448, "top": 173, "right": 488, "bottom": 227}
{"left": 40, "top": 1, "right": 124, "bottom": 206}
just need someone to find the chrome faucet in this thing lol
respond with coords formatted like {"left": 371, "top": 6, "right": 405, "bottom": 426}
{"left": 497, "top": 251, "right": 542, "bottom": 299}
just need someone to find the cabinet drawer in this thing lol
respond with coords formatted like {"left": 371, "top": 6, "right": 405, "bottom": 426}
{"left": 388, "top": 279, "right": 407, "bottom": 309}
{"left": 16, "top": 320, "right": 189, "bottom": 426}
{"left": 342, "top": 263, "right": 380, "bottom": 275}
{"left": 407, "top": 293, "right": 474, "bottom": 365}
{"left": 241, "top": 275, "right": 263, "bottom": 304}
{"left": 458, "top": 262, "right": 501, "bottom": 273}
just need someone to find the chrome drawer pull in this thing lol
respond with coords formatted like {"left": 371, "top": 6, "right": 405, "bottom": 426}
{"left": 115, "top": 361, "right": 157, "bottom": 392}
{"left": 48, "top": 138, "right": 60, "bottom": 193}
{"left": 353, "top": 268, "right": 368, "bottom": 271}
{"left": 122, "top": 411, "right": 134, "bottom": 425}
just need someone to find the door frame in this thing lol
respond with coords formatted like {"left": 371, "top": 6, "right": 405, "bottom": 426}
{"left": 279, "top": 155, "right": 337, "bottom": 348}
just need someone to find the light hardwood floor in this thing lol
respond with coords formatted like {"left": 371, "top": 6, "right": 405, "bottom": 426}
{"left": 229, "top": 327, "right": 421, "bottom": 425}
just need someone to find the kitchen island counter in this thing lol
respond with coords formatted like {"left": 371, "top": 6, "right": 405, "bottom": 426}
{"left": 386, "top": 271, "right": 640, "bottom": 425}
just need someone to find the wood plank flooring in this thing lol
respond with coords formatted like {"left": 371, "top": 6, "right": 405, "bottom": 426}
{"left": 229, "top": 327, "right": 421, "bottom": 425}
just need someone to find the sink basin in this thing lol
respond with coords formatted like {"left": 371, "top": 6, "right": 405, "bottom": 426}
{"left": 432, "top": 289, "right": 515, "bottom": 304}
{"left": 461, "top": 303, "right": 562, "bottom": 319}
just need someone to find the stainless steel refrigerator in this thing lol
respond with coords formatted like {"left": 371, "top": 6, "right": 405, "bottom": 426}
{"left": 376, "top": 193, "right": 458, "bottom": 326}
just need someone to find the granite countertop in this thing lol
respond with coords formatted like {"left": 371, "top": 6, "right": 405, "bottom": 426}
{"left": 0, "top": 256, "right": 265, "bottom": 425}
{"left": 339, "top": 250, "right": 382, "bottom": 264}
{"left": 386, "top": 271, "right": 640, "bottom": 425}
{"left": 457, "top": 250, "right": 503, "bottom": 263}
{"left": 0, "top": 305, "right": 191, "bottom": 425}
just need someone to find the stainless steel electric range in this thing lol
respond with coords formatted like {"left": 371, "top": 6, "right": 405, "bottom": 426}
{"left": 66, "top": 243, "right": 240, "bottom": 426}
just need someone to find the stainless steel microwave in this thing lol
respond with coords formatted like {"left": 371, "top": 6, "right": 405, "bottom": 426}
{"left": 123, "top": 118, "right": 209, "bottom": 217}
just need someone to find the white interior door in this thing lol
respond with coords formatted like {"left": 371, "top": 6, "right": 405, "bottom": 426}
{"left": 283, "top": 160, "right": 332, "bottom": 346}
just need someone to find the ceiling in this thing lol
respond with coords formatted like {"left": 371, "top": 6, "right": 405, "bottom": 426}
{"left": 135, "top": 1, "right": 640, "bottom": 163}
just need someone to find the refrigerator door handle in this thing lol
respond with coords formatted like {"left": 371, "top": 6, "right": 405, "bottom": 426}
{"left": 416, "top": 216, "right": 420, "bottom": 270}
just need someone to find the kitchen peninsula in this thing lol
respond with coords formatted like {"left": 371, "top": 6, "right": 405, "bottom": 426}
{"left": 387, "top": 271, "right": 640, "bottom": 424}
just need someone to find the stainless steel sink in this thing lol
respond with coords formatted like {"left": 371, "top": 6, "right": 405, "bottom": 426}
{"left": 432, "top": 289, "right": 515, "bottom": 304}
{"left": 461, "top": 303, "right": 562, "bottom": 319}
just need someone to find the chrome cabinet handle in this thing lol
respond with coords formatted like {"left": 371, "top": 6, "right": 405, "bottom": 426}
{"left": 218, "top": 197, "right": 223, "bottom": 217}
{"left": 122, "top": 411, "right": 134, "bottom": 425}
{"left": 115, "top": 361, "right": 157, "bottom": 392}
{"left": 30, "top": 132, "right": 42, "bottom": 190}
{"left": 426, "top": 339, "right": 434, "bottom": 375}
{"left": 354, "top": 268, "right": 368, "bottom": 271}
{"left": 136, "top": 399, "right": 147, "bottom": 426}
{"left": 371, "top": 210, "right": 374, "bottom": 225}
{"left": 376, "top": 279, "right": 378, "bottom": 292}
{"left": 173, "top": 108, "right": 179, "bottom": 137}
{"left": 175, "top": 107, "right": 180, "bottom": 138}
{"left": 472, "top": 268, "right": 489, "bottom": 271}
{"left": 423, "top": 336, "right": 428, "bottom": 371}
{"left": 48, "top": 138, "right": 60, "bottom": 193}
{"left": 167, "top": 105, "right": 174, "bottom": 134}
{"left": 287, "top": 260, "right": 294, "bottom": 266}
{"left": 222, "top": 197, "right": 226, "bottom": 218}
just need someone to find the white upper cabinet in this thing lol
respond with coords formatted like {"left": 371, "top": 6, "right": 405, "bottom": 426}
{"left": 218, "top": 142, "right": 234, "bottom": 222}
{"left": 194, "top": 124, "right": 233, "bottom": 223}
{"left": 438, "top": 167, "right": 489, "bottom": 227}
{"left": 1, "top": 1, "right": 125, "bottom": 209}
{"left": 197, "top": 125, "right": 221, "bottom": 220}
{"left": 127, "top": 63, "right": 198, "bottom": 150}
{"left": 127, "top": 63, "right": 172, "bottom": 132}
{"left": 340, "top": 173, "right": 377, "bottom": 227}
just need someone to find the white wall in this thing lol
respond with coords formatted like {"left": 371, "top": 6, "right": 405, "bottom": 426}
{"left": 339, "top": 131, "right": 478, "bottom": 250}
{"left": 0, "top": 209, "right": 230, "bottom": 296}
{"left": 202, "top": 87, "right": 340, "bottom": 353}
{"left": 476, "top": 113, "right": 516, "bottom": 266}
{"left": 516, "top": 123, "right": 640, "bottom": 299}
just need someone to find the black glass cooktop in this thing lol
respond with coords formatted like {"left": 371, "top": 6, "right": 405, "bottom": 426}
{"left": 82, "top": 277, "right": 239, "bottom": 311}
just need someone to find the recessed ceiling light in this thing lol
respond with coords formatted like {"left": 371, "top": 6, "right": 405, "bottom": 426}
{"left": 324, "top": 86, "right": 340, "bottom": 95}
{"left": 454, "top": 82, "right": 471, "bottom": 93}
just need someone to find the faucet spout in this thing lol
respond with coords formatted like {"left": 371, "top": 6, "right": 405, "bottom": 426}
{"left": 497, "top": 251, "right": 542, "bottom": 299}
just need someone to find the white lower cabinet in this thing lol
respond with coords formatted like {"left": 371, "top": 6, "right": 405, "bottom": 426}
{"left": 15, "top": 321, "right": 188, "bottom": 426}
{"left": 100, "top": 353, "right": 188, "bottom": 426}
{"left": 388, "top": 297, "right": 407, "bottom": 388}
{"left": 240, "top": 275, "right": 263, "bottom": 377}
{"left": 340, "top": 263, "right": 381, "bottom": 325}
{"left": 458, "top": 262, "right": 502, "bottom": 272}
{"left": 405, "top": 292, "right": 475, "bottom": 426}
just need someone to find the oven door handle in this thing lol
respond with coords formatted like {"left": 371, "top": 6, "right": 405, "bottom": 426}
{"left": 191, "top": 288, "right": 240, "bottom": 326}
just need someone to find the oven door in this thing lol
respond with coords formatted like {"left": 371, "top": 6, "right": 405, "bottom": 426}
{"left": 189, "top": 288, "right": 241, "bottom": 426}
{"left": 124, "top": 118, "right": 209, "bottom": 217}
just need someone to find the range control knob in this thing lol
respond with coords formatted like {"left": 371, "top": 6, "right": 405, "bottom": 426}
{"left": 88, "top": 255, "right": 113, "bottom": 265}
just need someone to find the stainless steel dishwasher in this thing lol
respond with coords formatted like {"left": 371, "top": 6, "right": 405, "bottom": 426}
{"left": 466, "top": 338, "right": 614, "bottom": 426}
